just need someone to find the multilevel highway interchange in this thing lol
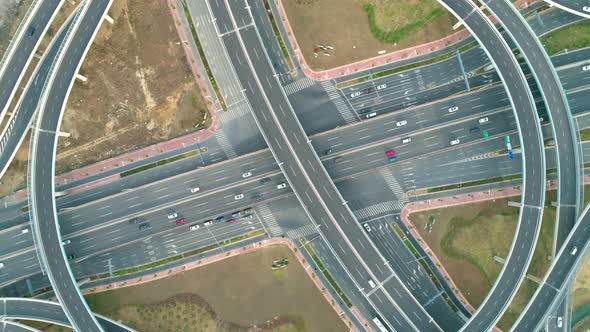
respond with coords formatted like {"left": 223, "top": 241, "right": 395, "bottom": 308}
{"left": 0, "top": 0, "right": 590, "bottom": 331}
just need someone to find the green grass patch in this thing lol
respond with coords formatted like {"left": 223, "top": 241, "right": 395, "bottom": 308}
{"left": 580, "top": 128, "right": 590, "bottom": 142}
{"left": 364, "top": 4, "right": 445, "bottom": 44}
{"left": 426, "top": 173, "right": 522, "bottom": 194}
{"left": 120, "top": 150, "right": 199, "bottom": 177}
{"left": 262, "top": 0, "right": 294, "bottom": 70}
{"left": 336, "top": 41, "right": 478, "bottom": 89}
{"left": 541, "top": 20, "right": 590, "bottom": 55}
{"left": 181, "top": 0, "right": 227, "bottom": 111}
{"left": 301, "top": 240, "right": 352, "bottom": 307}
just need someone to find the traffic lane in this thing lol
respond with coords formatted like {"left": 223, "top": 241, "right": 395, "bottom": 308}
{"left": 367, "top": 219, "right": 464, "bottom": 331}
{"left": 0, "top": 0, "right": 62, "bottom": 117}
{"left": 249, "top": 0, "right": 290, "bottom": 76}
{"left": 368, "top": 287, "right": 419, "bottom": 331}
{"left": 32, "top": 0, "right": 111, "bottom": 331}
{"left": 548, "top": 0, "right": 590, "bottom": 17}
{"left": 0, "top": 249, "right": 40, "bottom": 286}
{"left": 0, "top": 11, "right": 76, "bottom": 178}
{"left": 208, "top": 0, "right": 234, "bottom": 34}
{"left": 228, "top": 0, "right": 252, "bottom": 28}
{"left": 0, "top": 321, "right": 40, "bottom": 332}
{"left": 0, "top": 227, "right": 34, "bottom": 261}
{"left": 233, "top": 22, "right": 443, "bottom": 331}
{"left": 512, "top": 210, "right": 590, "bottom": 331}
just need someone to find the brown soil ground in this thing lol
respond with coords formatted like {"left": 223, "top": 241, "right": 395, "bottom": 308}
{"left": 0, "top": 0, "right": 209, "bottom": 196}
{"left": 282, "top": 0, "right": 456, "bottom": 71}
{"left": 0, "top": 0, "right": 34, "bottom": 56}
{"left": 78, "top": 245, "right": 347, "bottom": 332}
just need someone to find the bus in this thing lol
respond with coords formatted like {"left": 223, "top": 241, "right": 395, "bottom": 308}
{"left": 372, "top": 317, "right": 389, "bottom": 332}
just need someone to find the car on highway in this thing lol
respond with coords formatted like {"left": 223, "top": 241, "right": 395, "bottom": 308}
{"left": 242, "top": 214, "right": 254, "bottom": 220}
{"left": 66, "top": 254, "right": 77, "bottom": 261}
{"left": 21, "top": 228, "right": 29, "bottom": 234}
{"left": 234, "top": 193, "right": 245, "bottom": 200}
{"left": 128, "top": 217, "right": 141, "bottom": 225}
{"left": 323, "top": 149, "right": 332, "bottom": 155}
{"left": 557, "top": 316, "right": 563, "bottom": 328}
{"left": 376, "top": 83, "right": 387, "bottom": 90}
{"left": 28, "top": 26, "right": 36, "bottom": 36}
{"left": 365, "top": 112, "right": 377, "bottom": 119}
{"left": 396, "top": 120, "right": 407, "bottom": 127}
{"left": 350, "top": 91, "right": 362, "bottom": 98}
{"left": 243, "top": 208, "right": 253, "bottom": 214}
{"left": 203, "top": 220, "right": 213, "bottom": 226}
{"left": 571, "top": 246, "right": 579, "bottom": 255}
{"left": 368, "top": 279, "right": 376, "bottom": 288}
{"left": 385, "top": 149, "right": 396, "bottom": 157}
{"left": 450, "top": 138, "right": 460, "bottom": 146}
{"left": 190, "top": 187, "right": 201, "bottom": 193}
{"left": 363, "top": 223, "right": 371, "bottom": 232}
{"left": 167, "top": 212, "right": 178, "bottom": 220}
{"left": 215, "top": 216, "right": 226, "bottom": 223}
{"left": 139, "top": 223, "right": 151, "bottom": 231}
{"left": 583, "top": 6, "right": 590, "bottom": 12}
{"left": 361, "top": 87, "right": 374, "bottom": 95}
{"left": 389, "top": 156, "right": 397, "bottom": 163}
{"left": 277, "top": 182, "right": 287, "bottom": 189}
{"left": 62, "top": 239, "right": 71, "bottom": 245}
{"left": 175, "top": 218, "right": 186, "bottom": 225}
{"left": 242, "top": 171, "right": 253, "bottom": 178}
{"left": 583, "top": 64, "right": 590, "bottom": 71}
{"left": 334, "top": 157, "right": 344, "bottom": 163}
{"left": 226, "top": 219, "right": 237, "bottom": 225}
{"left": 448, "top": 106, "right": 459, "bottom": 113}
{"left": 232, "top": 211, "right": 242, "bottom": 218}
{"left": 260, "top": 178, "right": 271, "bottom": 185}
{"left": 470, "top": 127, "right": 480, "bottom": 133}
{"left": 478, "top": 117, "right": 489, "bottom": 124}
{"left": 189, "top": 224, "right": 200, "bottom": 231}
{"left": 0, "top": 262, "right": 4, "bottom": 268}
{"left": 401, "top": 137, "right": 411, "bottom": 144}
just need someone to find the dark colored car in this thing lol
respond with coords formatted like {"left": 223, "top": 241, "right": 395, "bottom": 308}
{"left": 469, "top": 127, "right": 480, "bottom": 133}
{"left": 324, "top": 149, "right": 332, "bottom": 155}
{"left": 66, "top": 254, "right": 77, "bottom": 260}
{"left": 128, "top": 217, "right": 141, "bottom": 225}
{"left": 388, "top": 156, "right": 398, "bottom": 163}
{"left": 252, "top": 193, "right": 263, "bottom": 199}
{"left": 232, "top": 211, "right": 242, "bottom": 218}
{"left": 334, "top": 157, "right": 344, "bottom": 163}
{"left": 28, "top": 26, "right": 36, "bottom": 36}
{"left": 215, "top": 216, "right": 226, "bottom": 223}
{"left": 139, "top": 223, "right": 151, "bottom": 231}
{"left": 260, "top": 178, "right": 272, "bottom": 185}
{"left": 243, "top": 208, "right": 253, "bottom": 214}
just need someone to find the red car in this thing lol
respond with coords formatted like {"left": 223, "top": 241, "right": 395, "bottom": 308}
{"left": 385, "top": 149, "right": 396, "bottom": 157}
{"left": 226, "top": 219, "right": 237, "bottom": 225}
{"left": 175, "top": 218, "right": 186, "bottom": 225}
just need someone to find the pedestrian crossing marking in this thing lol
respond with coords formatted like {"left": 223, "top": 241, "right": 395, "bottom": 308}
{"left": 214, "top": 129, "right": 237, "bottom": 158}
{"left": 255, "top": 204, "right": 282, "bottom": 237}
{"left": 320, "top": 81, "right": 357, "bottom": 124}
{"left": 283, "top": 76, "right": 315, "bottom": 95}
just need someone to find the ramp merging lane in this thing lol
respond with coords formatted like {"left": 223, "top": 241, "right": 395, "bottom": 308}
{"left": 28, "top": 0, "right": 112, "bottom": 331}
{"left": 205, "top": 0, "right": 459, "bottom": 330}
{"left": 437, "top": 0, "right": 546, "bottom": 331}
{"left": 0, "top": 10, "right": 78, "bottom": 179}
{"left": 544, "top": 0, "right": 590, "bottom": 18}
{"left": 1, "top": 298, "right": 134, "bottom": 332}
{"left": 0, "top": 0, "right": 63, "bottom": 122}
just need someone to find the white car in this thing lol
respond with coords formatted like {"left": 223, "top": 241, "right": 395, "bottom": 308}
{"left": 376, "top": 83, "right": 387, "bottom": 90}
{"left": 557, "top": 316, "right": 563, "bottom": 328}
{"left": 189, "top": 224, "right": 200, "bottom": 231}
{"left": 448, "top": 106, "right": 459, "bottom": 113}
{"left": 62, "top": 239, "right": 71, "bottom": 245}
{"left": 350, "top": 91, "right": 362, "bottom": 98}
{"left": 204, "top": 220, "right": 212, "bottom": 226}
{"left": 450, "top": 139, "right": 460, "bottom": 146}
{"left": 396, "top": 120, "right": 408, "bottom": 127}
{"left": 190, "top": 187, "right": 201, "bottom": 193}
{"left": 583, "top": 64, "right": 590, "bottom": 71}
{"left": 234, "top": 193, "right": 245, "bottom": 200}
{"left": 363, "top": 223, "right": 371, "bottom": 232}
{"left": 402, "top": 137, "right": 412, "bottom": 144}
{"left": 167, "top": 212, "right": 178, "bottom": 220}
{"left": 368, "top": 279, "right": 376, "bottom": 288}
{"left": 0, "top": 262, "right": 4, "bottom": 268}
{"left": 583, "top": 6, "right": 590, "bottom": 12}
{"left": 21, "top": 228, "right": 29, "bottom": 234}
{"left": 478, "top": 117, "right": 489, "bottom": 124}
{"left": 571, "top": 246, "right": 578, "bottom": 255}
{"left": 277, "top": 183, "right": 287, "bottom": 189}
{"left": 242, "top": 171, "right": 252, "bottom": 178}
{"left": 241, "top": 214, "right": 254, "bottom": 220}
{"left": 366, "top": 112, "right": 377, "bottom": 119}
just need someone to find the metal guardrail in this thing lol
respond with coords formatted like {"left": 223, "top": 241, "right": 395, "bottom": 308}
{"left": 0, "top": 0, "right": 41, "bottom": 77}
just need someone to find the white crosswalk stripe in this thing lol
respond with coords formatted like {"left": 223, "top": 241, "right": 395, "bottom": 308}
{"left": 214, "top": 129, "right": 237, "bottom": 159}
{"left": 217, "top": 100, "right": 251, "bottom": 124}
{"left": 255, "top": 204, "right": 282, "bottom": 237}
{"left": 285, "top": 224, "right": 318, "bottom": 240}
{"left": 283, "top": 76, "right": 315, "bottom": 95}
{"left": 353, "top": 200, "right": 406, "bottom": 220}
{"left": 320, "top": 81, "right": 357, "bottom": 124}
{"left": 379, "top": 168, "right": 409, "bottom": 202}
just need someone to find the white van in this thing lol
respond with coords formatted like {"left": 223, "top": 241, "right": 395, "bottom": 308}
{"left": 368, "top": 279, "right": 376, "bottom": 288}
{"left": 366, "top": 112, "right": 377, "bottom": 119}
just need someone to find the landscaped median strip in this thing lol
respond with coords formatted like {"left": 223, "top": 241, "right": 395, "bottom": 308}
{"left": 90, "top": 229, "right": 266, "bottom": 280}
{"left": 262, "top": 0, "right": 294, "bottom": 70}
{"left": 301, "top": 239, "right": 353, "bottom": 308}
{"left": 181, "top": 0, "right": 227, "bottom": 112}
{"left": 336, "top": 41, "right": 479, "bottom": 89}
{"left": 120, "top": 149, "right": 203, "bottom": 177}
{"left": 391, "top": 223, "right": 458, "bottom": 312}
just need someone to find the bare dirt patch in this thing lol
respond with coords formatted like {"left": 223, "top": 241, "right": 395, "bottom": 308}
{"left": 282, "top": 0, "right": 456, "bottom": 70}
{"left": 84, "top": 245, "right": 347, "bottom": 332}
{"left": 0, "top": 0, "right": 34, "bottom": 56}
